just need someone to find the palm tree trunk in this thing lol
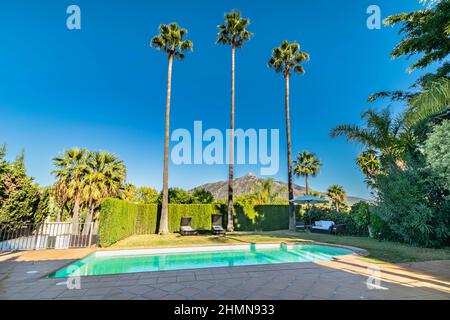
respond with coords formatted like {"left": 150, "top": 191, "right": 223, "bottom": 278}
{"left": 72, "top": 197, "right": 81, "bottom": 235}
{"left": 285, "top": 73, "right": 296, "bottom": 231}
{"left": 305, "top": 174, "right": 309, "bottom": 195}
{"left": 227, "top": 46, "right": 236, "bottom": 232}
{"left": 82, "top": 206, "right": 94, "bottom": 235}
{"left": 159, "top": 53, "right": 174, "bottom": 235}
{"left": 336, "top": 201, "right": 340, "bottom": 212}
{"left": 56, "top": 205, "right": 63, "bottom": 222}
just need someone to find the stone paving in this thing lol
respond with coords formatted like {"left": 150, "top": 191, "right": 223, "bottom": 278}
{"left": 1, "top": 249, "right": 449, "bottom": 300}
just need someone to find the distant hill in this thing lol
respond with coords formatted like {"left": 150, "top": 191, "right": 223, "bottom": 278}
{"left": 190, "top": 172, "right": 367, "bottom": 205}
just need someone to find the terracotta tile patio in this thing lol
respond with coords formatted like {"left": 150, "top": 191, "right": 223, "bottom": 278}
{"left": 1, "top": 249, "right": 449, "bottom": 300}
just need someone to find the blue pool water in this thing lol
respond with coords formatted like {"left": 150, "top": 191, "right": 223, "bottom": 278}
{"left": 48, "top": 244, "right": 352, "bottom": 278}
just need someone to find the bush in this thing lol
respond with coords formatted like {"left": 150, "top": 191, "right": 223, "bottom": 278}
{"left": 425, "top": 120, "right": 450, "bottom": 191}
{"left": 372, "top": 162, "right": 450, "bottom": 247}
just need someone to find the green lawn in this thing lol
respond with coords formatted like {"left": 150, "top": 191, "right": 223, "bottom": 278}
{"left": 110, "top": 230, "right": 450, "bottom": 264}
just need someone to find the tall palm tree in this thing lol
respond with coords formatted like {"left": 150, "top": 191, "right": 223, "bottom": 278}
{"left": 356, "top": 149, "right": 380, "bottom": 178}
{"left": 52, "top": 148, "right": 88, "bottom": 231}
{"left": 326, "top": 184, "right": 346, "bottom": 212}
{"left": 268, "top": 40, "right": 309, "bottom": 230}
{"left": 82, "top": 151, "right": 126, "bottom": 234}
{"left": 151, "top": 23, "right": 193, "bottom": 234}
{"left": 216, "top": 11, "right": 253, "bottom": 231}
{"left": 293, "top": 151, "right": 322, "bottom": 195}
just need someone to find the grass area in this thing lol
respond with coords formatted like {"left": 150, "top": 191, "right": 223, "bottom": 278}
{"left": 110, "top": 230, "right": 450, "bottom": 264}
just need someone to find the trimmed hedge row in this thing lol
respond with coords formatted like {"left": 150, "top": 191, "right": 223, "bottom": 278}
{"left": 98, "top": 199, "right": 299, "bottom": 247}
{"left": 98, "top": 199, "right": 219, "bottom": 247}
{"left": 98, "top": 199, "right": 158, "bottom": 247}
{"left": 223, "top": 204, "right": 299, "bottom": 231}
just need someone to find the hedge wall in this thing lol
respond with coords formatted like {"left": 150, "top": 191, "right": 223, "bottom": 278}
{"left": 98, "top": 199, "right": 219, "bottom": 247}
{"left": 98, "top": 199, "right": 299, "bottom": 247}
{"left": 98, "top": 198, "right": 158, "bottom": 247}
{"left": 223, "top": 204, "right": 300, "bottom": 231}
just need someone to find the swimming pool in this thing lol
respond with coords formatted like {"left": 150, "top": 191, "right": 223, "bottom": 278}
{"left": 48, "top": 244, "right": 353, "bottom": 278}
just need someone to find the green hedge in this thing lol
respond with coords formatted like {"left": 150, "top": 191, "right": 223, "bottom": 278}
{"left": 98, "top": 199, "right": 219, "bottom": 247}
{"left": 225, "top": 204, "right": 299, "bottom": 231}
{"left": 98, "top": 199, "right": 158, "bottom": 247}
{"left": 98, "top": 199, "right": 299, "bottom": 247}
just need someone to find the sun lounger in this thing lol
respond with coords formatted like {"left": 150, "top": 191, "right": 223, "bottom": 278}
{"left": 211, "top": 214, "right": 226, "bottom": 235}
{"left": 180, "top": 216, "right": 198, "bottom": 236}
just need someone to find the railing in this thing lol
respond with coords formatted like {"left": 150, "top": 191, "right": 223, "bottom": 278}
{"left": 0, "top": 222, "right": 95, "bottom": 251}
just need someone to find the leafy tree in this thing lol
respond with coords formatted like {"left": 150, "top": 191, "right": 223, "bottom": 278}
{"left": 167, "top": 187, "right": 192, "bottom": 204}
{"left": 135, "top": 187, "right": 160, "bottom": 204}
{"left": 0, "top": 149, "right": 42, "bottom": 226}
{"left": 191, "top": 188, "right": 214, "bottom": 204}
{"left": 120, "top": 183, "right": 137, "bottom": 202}
{"left": 424, "top": 120, "right": 450, "bottom": 190}
{"left": 293, "top": 151, "right": 322, "bottom": 195}
{"left": 253, "top": 178, "right": 286, "bottom": 204}
{"left": 151, "top": 23, "right": 193, "bottom": 234}
{"left": 326, "top": 185, "right": 346, "bottom": 212}
{"left": 384, "top": 0, "right": 450, "bottom": 71}
{"left": 216, "top": 11, "right": 253, "bottom": 232}
{"left": 268, "top": 40, "right": 309, "bottom": 230}
{"left": 35, "top": 186, "right": 57, "bottom": 222}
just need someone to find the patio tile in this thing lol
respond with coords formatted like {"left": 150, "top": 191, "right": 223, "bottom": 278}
{"left": 142, "top": 288, "right": 169, "bottom": 299}
{"left": 157, "top": 276, "right": 177, "bottom": 284}
{"left": 175, "top": 287, "right": 201, "bottom": 298}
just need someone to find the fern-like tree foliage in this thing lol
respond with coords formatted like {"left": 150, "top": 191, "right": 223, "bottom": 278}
{"left": 406, "top": 77, "right": 450, "bottom": 126}
{"left": 330, "top": 108, "right": 407, "bottom": 165}
{"left": 384, "top": 0, "right": 450, "bottom": 71}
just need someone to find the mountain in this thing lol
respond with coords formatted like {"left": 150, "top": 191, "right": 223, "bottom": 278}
{"left": 190, "top": 172, "right": 367, "bottom": 205}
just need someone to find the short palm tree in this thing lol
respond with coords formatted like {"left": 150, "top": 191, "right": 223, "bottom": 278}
{"left": 268, "top": 40, "right": 309, "bottom": 230}
{"left": 216, "top": 11, "right": 253, "bottom": 231}
{"left": 52, "top": 148, "right": 88, "bottom": 231}
{"left": 82, "top": 151, "right": 126, "bottom": 234}
{"left": 326, "top": 184, "right": 346, "bottom": 212}
{"left": 356, "top": 149, "right": 380, "bottom": 178}
{"left": 330, "top": 108, "right": 406, "bottom": 165}
{"left": 151, "top": 23, "right": 193, "bottom": 234}
{"left": 293, "top": 151, "right": 322, "bottom": 195}
{"left": 253, "top": 178, "right": 286, "bottom": 204}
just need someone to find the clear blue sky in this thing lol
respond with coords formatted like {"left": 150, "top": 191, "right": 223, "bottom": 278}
{"left": 0, "top": 0, "right": 429, "bottom": 199}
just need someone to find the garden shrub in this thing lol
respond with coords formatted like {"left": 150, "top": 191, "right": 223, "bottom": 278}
{"left": 372, "top": 162, "right": 450, "bottom": 247}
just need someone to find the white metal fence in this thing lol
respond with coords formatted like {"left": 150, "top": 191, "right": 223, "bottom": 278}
{"left": 0, "top": 222, "right": 94, "bottom": 251}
